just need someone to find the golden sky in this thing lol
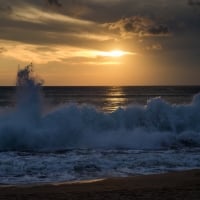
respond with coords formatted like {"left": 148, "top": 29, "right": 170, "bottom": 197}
{"left": 0, "top": 0, "right": 200, "bottom": 85}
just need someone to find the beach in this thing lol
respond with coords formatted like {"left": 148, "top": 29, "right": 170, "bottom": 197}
{"left": 0, "top": 169, "right": 199, "bottom": 200}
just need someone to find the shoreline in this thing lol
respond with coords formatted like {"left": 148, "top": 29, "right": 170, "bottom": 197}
{"left": 0, "top": 169, "right": 200, "bottom": 199}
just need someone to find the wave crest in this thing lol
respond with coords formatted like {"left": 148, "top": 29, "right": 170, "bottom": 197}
{"left": 0, "top": 66, "right": 200, "bottom": 151}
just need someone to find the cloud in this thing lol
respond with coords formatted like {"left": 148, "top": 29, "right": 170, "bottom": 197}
{"left": 148, "top": 24, "right": 169, "bottom": 35}
{"left": 0, "top": 0, "right": 199, "bottom": 68}
{"left": 46, "top": 0, "right": 62, "bottom": 7}
{"left": 0, "top": 4, "right": 13, "bottom": 16}
{"left": 0, "top": 3, "right": 115, "bottom": 51}
{"left": 106, "top": 16, "right": 170, "bottom": 38}
{"left": 8, "top": 6, "right": 92, "bottom": 25}
{"left": 188, "top": 0, "right": 200, "bottom": 6}
{"left": 0, "top": 39, "right": 119, "bottom": 64}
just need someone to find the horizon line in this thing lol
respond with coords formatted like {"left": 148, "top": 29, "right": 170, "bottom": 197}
{"left": 1, "top": 85, "right": 200, "bottom": 87}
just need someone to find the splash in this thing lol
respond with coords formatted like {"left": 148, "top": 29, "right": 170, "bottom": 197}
{"left": 16, "top": 63, "right": 43, "bottom": 125}
{"left": 0, "top": 65, "right": 200, "bottom": 151}
{"left": 0, "top": 64, "right": 44, "bottom": 150}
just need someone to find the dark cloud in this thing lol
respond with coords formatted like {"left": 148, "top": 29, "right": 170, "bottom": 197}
{"left": 0, "top": 25, "right": 113, "bottom": 51}
{"left": 188, "top": 0, "right": 200, "bottom": 6}
{"left": 107, "top": 16, "right": 170, "bottom": 37}
{"left": 0, "top": 4, "right": 12, "bottom": 16}
{"left": 148, "top": 24, "right": 169, "bottom": 35}
{"left": 46, "top": 0, "right": 62, "bottom": 7}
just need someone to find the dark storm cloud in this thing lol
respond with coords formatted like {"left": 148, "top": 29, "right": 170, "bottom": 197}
{"left": 107, "top": 16, "right": 170, "bottom": 37}
{"left": 148, "top": 24, "right": 169, "bottom": 35}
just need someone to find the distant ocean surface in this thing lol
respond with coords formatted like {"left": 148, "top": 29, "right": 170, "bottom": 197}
{"left": 1, "top": 86, "right": 200, "bottom": 112}
{"left": 0, "top": 83, "right": 200, "bottom": 184}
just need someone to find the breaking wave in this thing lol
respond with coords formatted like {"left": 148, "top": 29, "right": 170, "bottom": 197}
{"left": 0, "top": 65, "right": 200, "bottom": 151}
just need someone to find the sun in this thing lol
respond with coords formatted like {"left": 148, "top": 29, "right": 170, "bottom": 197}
{"left": 107, "top": 50, "right": 125, "bottom": 57}
{"left": 99, "top": 50, "right": 126, "bottom": 57}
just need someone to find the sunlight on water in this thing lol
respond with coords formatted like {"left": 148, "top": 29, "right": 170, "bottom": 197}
{"left": 104, "top": 87, "right": 127, "bottom": 112}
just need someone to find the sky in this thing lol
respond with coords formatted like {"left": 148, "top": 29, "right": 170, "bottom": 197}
{"left": 0, "top": 0, "right": 200, "bottom": 86}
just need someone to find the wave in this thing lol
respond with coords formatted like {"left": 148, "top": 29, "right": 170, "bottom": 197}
{"left": 0, "top": 65, "right": 200, "bottom": 151}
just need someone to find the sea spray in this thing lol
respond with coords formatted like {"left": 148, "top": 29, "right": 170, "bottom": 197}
{"left": 16, "top": 63, "right": 43, "bottom": 126}
{"left": 0, "top": 65, "right": 200, "bottom": 150}
{"left": 0, "top": 64, "right": 44, "bottom": 150}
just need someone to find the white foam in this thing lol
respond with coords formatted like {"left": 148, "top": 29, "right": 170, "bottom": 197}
{"left": 0, "top": 65, "right": 200, "bottom": 150}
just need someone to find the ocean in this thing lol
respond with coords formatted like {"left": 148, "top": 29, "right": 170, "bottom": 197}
{"left": 0, "top": 67, "right": 200, "bottom": 184}
{"left": 1, "top": 86, "right": 200, "bottom": 112}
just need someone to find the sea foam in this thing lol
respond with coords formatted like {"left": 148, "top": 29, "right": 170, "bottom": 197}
{"left": 0, "top": 65, "right": 200, "bottom": 151}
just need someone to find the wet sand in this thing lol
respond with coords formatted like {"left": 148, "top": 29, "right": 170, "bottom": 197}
{"left": 0, "top": 169, "right": 200, "bottom": 200}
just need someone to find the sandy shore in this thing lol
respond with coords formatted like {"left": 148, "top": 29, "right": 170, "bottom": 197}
{"left": 0, "top": 169, "right": 200, "bottom": 200}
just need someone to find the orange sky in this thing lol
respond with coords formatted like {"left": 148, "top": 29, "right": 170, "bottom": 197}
{"left": 0, "top": 0, "right": 200, "bottom": 86}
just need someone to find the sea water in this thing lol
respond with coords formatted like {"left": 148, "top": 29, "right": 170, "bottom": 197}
{"left": 0, "top": 65, "right": 200, "bottom": 184}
